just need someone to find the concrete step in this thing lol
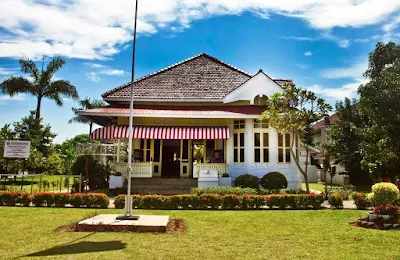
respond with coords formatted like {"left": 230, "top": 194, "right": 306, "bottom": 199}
{"left": 130, "top": 178, "right": 198, "bottom": 195}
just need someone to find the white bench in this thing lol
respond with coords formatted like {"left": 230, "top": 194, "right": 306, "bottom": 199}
{"left": 197, "top": 169, "right": 219, "bottom": 188}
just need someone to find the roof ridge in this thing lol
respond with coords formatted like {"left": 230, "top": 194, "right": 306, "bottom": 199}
{"left": 102, "top": 53, "right": 252, "bottom": 98}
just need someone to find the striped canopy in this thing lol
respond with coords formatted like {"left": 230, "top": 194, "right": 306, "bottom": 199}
{"left": 91, "top": 125, "right": 230, "bottom": 140}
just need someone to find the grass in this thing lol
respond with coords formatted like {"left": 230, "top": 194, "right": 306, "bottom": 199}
{"left": 0, "top": 207, "right": 399, "bottom": 260}
{"left": 303, "top": 183, "right": 372, "bottom": 194}
{"left": 0, "top": 175, "right": 77, "bottom": 193}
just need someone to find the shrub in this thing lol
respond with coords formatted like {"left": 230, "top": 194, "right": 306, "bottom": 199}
{"left": 222, "top": 194, "right": 241, "bottom": 209}
{"left": 260, "top": 172, "right": 288, "bottom": 190}
{"left": 234, "top": 174, "right": 260, "bottom": 189}
{"left": 114, "top": 195, "right": 126, "bottom": 209}
{"left": 328, "top": 194, "right": 343, "bottom": 209}
{"left": 192, "top": 186, "right": 258, "bottom": 196}
{"left": 32, "top": 192, "right": 54, "bottom": 207}
{"left": 92, "top": 193, "right": 110, "bottom": 208}
{"left": 17, "top": 192, "right": 31, "bottom": 206}
{"left": 200, "top": 194, "right": 222, "bottom": 209}
{"left": 329, "top": 185, "right": 354, "bottom": 200}
{"left": 373, "top": 204, "right": 400, "bottom": 215}
{"left": 69, "top": 193, "right": 85, "bottom": 207}
{"left": 308, "top": 194, "right": 325, "bottom": 209}
{"left": 369, "top": 182, "right": 399, "bottom": 206}
{"left": 53, "top": 193, "right": 70, "bottom": 207}
{"left": 352, "top": 192, "right": 370, "bottom": 210}
{"left": 241, "top": 194, "right": 263, "bottom": 209}
{"left": 0, "top": 191, "right": 20, "bottom": 206}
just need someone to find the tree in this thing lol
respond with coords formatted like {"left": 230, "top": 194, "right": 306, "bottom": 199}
{"left": 56, "top": 134, "right": 89, "bottom": 175}
{"left": 358, "top": 42, "right": 400, "bottom": 180}
{"left": 324, "top": 98, "right": 371, "bottom": 184}
{"left": 262, "top": 83, "right": 332, "bottom": 193}
{"left": 0, "top": 57, "right": 79, "bottom": 119}
{"left": 69, "top": 98, "right": 107, "bottom": 140}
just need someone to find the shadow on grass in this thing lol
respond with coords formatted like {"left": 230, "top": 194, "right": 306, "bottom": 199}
{"left": 24, "top": 241, "right": 126, "bottom": 257}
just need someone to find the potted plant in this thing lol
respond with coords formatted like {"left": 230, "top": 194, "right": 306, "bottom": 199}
{"left": 109, "top": 171, "right": 124, "bottom": 189}
{"left": 219, "top": 173, "right": 232, "bottom": 187}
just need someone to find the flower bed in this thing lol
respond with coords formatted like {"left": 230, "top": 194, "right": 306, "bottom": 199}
{"left": 114, "top": 193, "right": 325, "bottom": 210}
{"left": 0, "top": 191, "right": 109, "bottom": 208}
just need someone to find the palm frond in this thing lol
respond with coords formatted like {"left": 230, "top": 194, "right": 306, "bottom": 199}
{"left": 68, "top": 115, "right": 90, "bottom": 124}
{"left": 41, "top": 56, "right": 67, "bottom": 86}
{"left": 19, "top": 58, "right": 40, "bottom": 82}
{"left": 45, "top": 79, "right": 79, "bottom": 100}
{"left": 0, "top": 76, "right": 35, "bottom": 96}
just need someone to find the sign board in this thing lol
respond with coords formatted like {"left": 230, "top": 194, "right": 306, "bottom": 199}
{"left": 4, "top": 140, "right": 31, "bottom": 158}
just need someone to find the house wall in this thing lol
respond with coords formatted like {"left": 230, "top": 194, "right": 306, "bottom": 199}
{"left": 115, "top": 117, "right": 301, "bottom": 189}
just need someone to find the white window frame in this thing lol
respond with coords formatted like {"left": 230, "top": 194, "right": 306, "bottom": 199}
{"left": 277, "top": 133, "right": 292, "bottom": 163}
{"left": 233, "top": 131, "right": 245, "bottom": 164}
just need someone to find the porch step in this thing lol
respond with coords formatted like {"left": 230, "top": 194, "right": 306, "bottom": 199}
{"left": 130, "top": 178, "right": 198, "bottom": 195}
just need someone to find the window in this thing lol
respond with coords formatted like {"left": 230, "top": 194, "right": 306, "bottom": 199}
{"left": 233, "top": 132, "right": 245, "bottom": 163}
{"left": 139, "top": 139, "right": 152, "bottom": 162}
{"left": 234, "top": 120, "right": 245, "bottom": 129}
{"left": 253, "top": 119, "right": 269, "bottom": 129}
{"left": 254, "top": 132, "right": 269, "bottom": 163}
{"left": 278, "top": 133, "right": 291, "bottom": 163}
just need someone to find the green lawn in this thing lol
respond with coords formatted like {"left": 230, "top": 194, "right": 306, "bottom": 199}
{"left": 0, "top": 175, "right": 76, "bottom": 193}
{"left": 303, "top": 183, "right": 372, "bottom": 194}
{"left": 0, "top": 207, "right": 399, "bottom": 260}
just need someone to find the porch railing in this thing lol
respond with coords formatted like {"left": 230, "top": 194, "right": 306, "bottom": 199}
{"left": 193, "top": 163, "right": 228, "bottom": 178}
{"left": 114, "top": 162, "right": 153, "bottom": 178}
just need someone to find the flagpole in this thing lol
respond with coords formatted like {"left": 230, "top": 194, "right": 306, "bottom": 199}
{"left": 118, "top": 0, "right": 139, "bottom": 220}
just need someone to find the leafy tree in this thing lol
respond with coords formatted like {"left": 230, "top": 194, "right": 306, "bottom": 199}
{"left": 0, "top": 57, "right": 79, "bottom": 119}
{"left": 71, "top": 155, "right": 110, "bottom": 190}
{"left": 69, "top": 98, "right": 107, "bottom": 140}
{"left": 358, "top": 42, "right": 400, "bottom": 180}
{"left": 324, "top": 98, "right": 371, "bottom": 184}
{"left": 262, "top": 83, "right": 332, "bottom": 193}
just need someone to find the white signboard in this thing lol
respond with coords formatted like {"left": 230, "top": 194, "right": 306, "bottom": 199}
{"left": 4, "top": 140, "right": 31, "bottom": 158}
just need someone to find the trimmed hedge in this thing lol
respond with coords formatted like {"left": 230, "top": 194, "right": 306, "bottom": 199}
{"left": 234, "top": 174, "right": 260, "bottom": 189}
{"left": 0, "top": 191, "right": 109, "bottom": 208}
{"left": 352, "top": 192, "right": 370, "bottom": 210}
{"left": 369, "top": 182, "right": 399, "bottom": 206}
{"left": 114, "top": 193, "right": 325, "bottom": 210}
{"left": 192, "top": 186, "right": 304, "bottom": 196}
{"left": 328, "top": 194, "right": 343, "bottom": 209}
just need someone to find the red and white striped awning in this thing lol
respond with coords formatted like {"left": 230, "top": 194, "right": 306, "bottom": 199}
{"left": 91, "top": 125, "right": 230, "bottom": 140}
{"left": 90, "top": 125, "right": 116, "bottom": 140}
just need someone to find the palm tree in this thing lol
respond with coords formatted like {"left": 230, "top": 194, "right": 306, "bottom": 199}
{"left": 69, "top": 98, "right": 107, "bottom": 140}
{"left": 0, "top": 57, "right": 79, "bottom": 119}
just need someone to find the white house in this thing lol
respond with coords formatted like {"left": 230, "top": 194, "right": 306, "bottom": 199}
{"left": 78, "top": 53, "right": 303, "bottom": 192}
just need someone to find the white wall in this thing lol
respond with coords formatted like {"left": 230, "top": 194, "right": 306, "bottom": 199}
{"left": 226, "top": 119, "right": 301, "bottom": 189}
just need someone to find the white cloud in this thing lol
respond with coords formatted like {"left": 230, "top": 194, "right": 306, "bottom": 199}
{"left": 304, "top": 51, "right": 313, "bottom": 56}
{"left": 0, "top": 67, "right": 16, "bottom": 75}
{"left": 382, "top": 15, "right": 400, "bottom": 42}
{"left": 100, "top": 69, "right": 125, "bottom": 76}
{"left": 307, "top": 78, "right": 368, "bottom": 102}
{"left": 86, "top": 72, "right": 100, "bottom": 82}
{"left": 320, "top": 59, "right": 368, "bottom": 79}
{"left": 84, "top": 63, "right": 106, "bottom": 69}
{"left": 0, "top": 0, "right": 399, "bottom": 59}
{"left": 0, "top": 94, "right": 27, "bottom": 102}
{"left": 280, "top": 36, "right": 314, "bottom": 41}
{"left": 338, "top": 40, "right": 350, "bottom": 48}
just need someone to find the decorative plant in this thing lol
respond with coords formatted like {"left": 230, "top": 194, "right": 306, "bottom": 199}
{"left": 373, "top": 204, "right": 400, "bottom": 215}
{"left": 234, "top": 174, "right": 260, "bottom": 189}
{"left": 222, "top": 173, "right": 229, "bottom": 178}
{"left": 369, "top": 182, "right": 399, "bottom": 206}
{"left": 260, "top": 172, "right": 288, "bottom": 190}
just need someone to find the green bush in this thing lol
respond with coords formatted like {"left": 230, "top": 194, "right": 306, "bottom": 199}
{"left": 114, "top": 195, "right": 126, "bottom": 209}
{"left": 328, "top": 194, "right": 343, "bottom": 209}
{"left": 369, "top": 182, "right": 399, "bottom": 206}
{"left": 234, "top": 174, "right": 260, "bottom": 189}
{"left": 352, "top": 192, "right": 370, "bottom": 210}
{"left": 192, "top": 186, "right": 258, "bottom": 196}
{"left": 53, "top": 193, "right": 70, "bottom": 207}
{"left": 32, "top": 192, "right": 54, "bottom": 207}
{"left": 260, "top": 172, "right": 288, "bottom": 190}
{"left": 222, "top": 194, "right": 241, "bottom": 209}
{"left": 69, "top": 193, "right": 84, "bottom": 207}
{"left": 200, "top": 194, "right": 223, "bottom": 209}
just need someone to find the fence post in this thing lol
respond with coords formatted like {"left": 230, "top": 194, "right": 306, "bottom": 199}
{"left": 60, "top": 175, "right": 63, "bottom": 192}
{"left": 30, "top": 176, "right": 34, "bottom": 194}
{"left": 39, "top": 174, "right": 42, "bottom": 192}
{"left": 21, "top": 176, "right": 24, "bottom": 190}
{"left": 79, "top": 173, "right": 82, "bottom": 193}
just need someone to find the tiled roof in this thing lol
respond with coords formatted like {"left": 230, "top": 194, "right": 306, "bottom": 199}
{"left": 313, "top": 113, "right": 340, "bottom": 130}
{"left": 79, "top": 105, "right": 266, "bottom": 118}
{"left": 102, "top": 53, "right": 290, "bottom": 100}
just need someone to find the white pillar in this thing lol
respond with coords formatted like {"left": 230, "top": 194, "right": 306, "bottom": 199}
{"left": 226, "top": 120, "right": 234, "bottom": 165}
{"left": 269, "top": 127, "right": 278, "bottom": 165}
{"left": 245, "top": 119, "right": 253, "bottom": 166}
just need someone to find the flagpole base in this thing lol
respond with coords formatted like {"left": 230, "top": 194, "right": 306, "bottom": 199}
{"left": 116, "top": 215, "right": 140, "bottom": 220}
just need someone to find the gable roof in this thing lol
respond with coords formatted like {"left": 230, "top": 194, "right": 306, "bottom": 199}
{"left": 313, "top": 113, "right": 340, "bottom": 131}
{"left": 102, "top": 53, "right": 290, "bottom": 101}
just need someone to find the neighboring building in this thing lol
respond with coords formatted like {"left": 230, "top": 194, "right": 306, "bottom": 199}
{"left": 78, "top": 53, "right": 302, "bottom": 190}
{"left": 312, "top": 113, "right": 348, "bottom": 185}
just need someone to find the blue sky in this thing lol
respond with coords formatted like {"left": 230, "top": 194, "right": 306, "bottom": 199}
{"left": 0, "top": 1, "right": 399, "bottom": 143}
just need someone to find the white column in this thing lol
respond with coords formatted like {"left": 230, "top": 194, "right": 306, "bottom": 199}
{"left": 245, "top": 119, "right": 253, "bottom": 165}
{"left": 226, "top": 120, "right": 234, "bottom": 165}
{"left": 269, "top": 127, "right": 278, "bottom": 165}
